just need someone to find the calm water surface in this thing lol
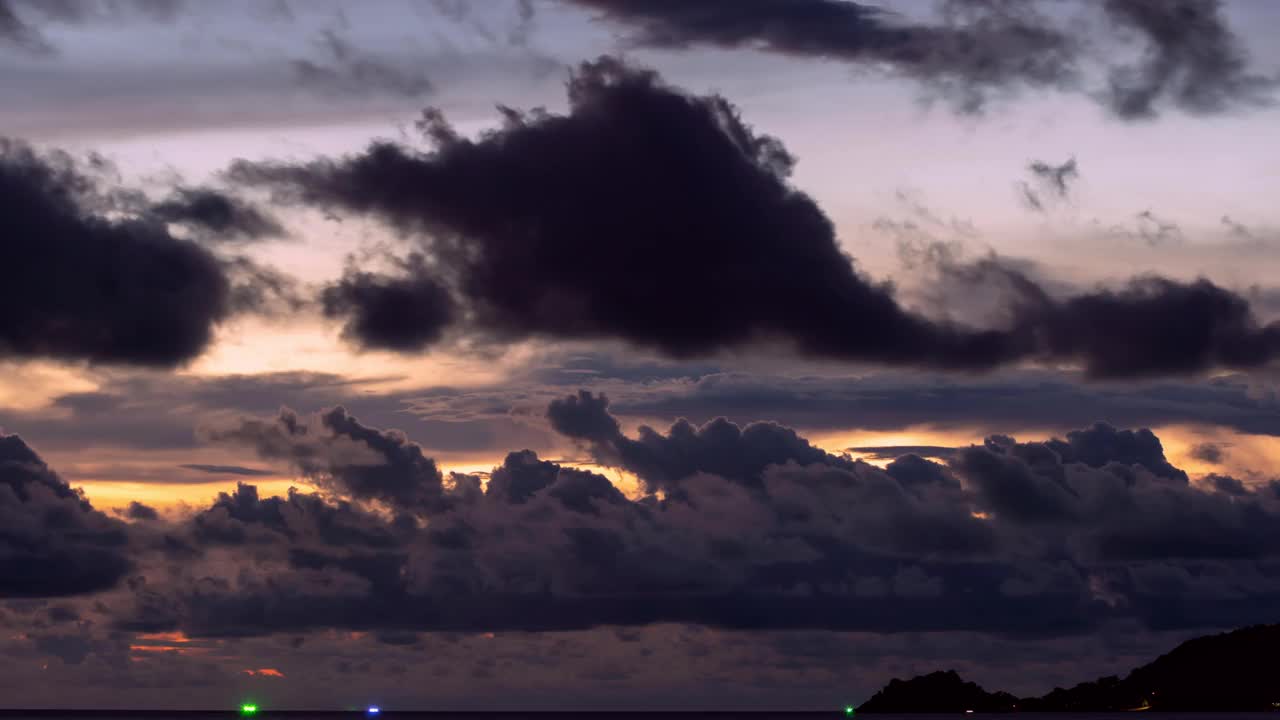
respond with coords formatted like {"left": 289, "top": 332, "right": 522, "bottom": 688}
{"left": 2, "top": 707, "right": 1280, "bottom": 712}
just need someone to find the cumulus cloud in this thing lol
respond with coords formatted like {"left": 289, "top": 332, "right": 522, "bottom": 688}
{"left": 201, "top": 406, "right": 453, "bottom": 514}
{"left": 78, "top": 392, "right": 1280, "bottom": 640}
{"left": 0, "top": 433, "right": 133, "bottom": 596}
{"left": 548, "top": 390, "right": 855, "bottom": 493}
{"left": 230, "top": 58, "right": 1280, "bottom": 379}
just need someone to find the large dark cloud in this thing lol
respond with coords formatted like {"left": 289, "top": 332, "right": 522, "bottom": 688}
{"left": 0, "top": 138, "right": 234, "bottom": 366}
{"left": 230, "top": 58, "right": 1280, "bottom": 379}
{"left": 0, "top": 433, "right": 132, "bottom": 597}
{"left": 1100, "top": 0, "right": 1277, "bottom": 120}
{"left": 231, "top": 57, "right": 1024, "bottom": 371}
{"left": 202, "top": 406, "right": 452, "bottom": 514}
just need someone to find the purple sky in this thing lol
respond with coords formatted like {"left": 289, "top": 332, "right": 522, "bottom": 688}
{"left": 3, "top": 0, "right": 1280, "bottom": 710}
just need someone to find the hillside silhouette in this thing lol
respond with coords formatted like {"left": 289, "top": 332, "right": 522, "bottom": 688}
{"left": 859, "top": 624, "right": 1280, "bottom": 712}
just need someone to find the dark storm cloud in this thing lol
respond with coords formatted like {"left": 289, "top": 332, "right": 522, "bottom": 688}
{"left": 231, "top": 58, "right": 1280, "bottom": 379}
{"left": 202, "top": 406, "right": 451, "bottom": 513}
{"left": 548, "top": 390, "right": 855, "bottom": 493}
{"left": 150, "top": 188, "right": 286, "bottom": 242}
{"left": 107, "top": 396, "right": 1280, "bottom": 639}
{"left": 1100, "top": 0, "right": 1277, "bottom": 120}
{"left": 552, "top": 390, "right": 1187, "bottom": 487}
{"left": 321, "top": 254, "right": 457, "bottom": 352}
{"left": 230, "top": 57, "right": 1022, "bottom": 372}
{"left": 186, "top": 482, "right": 409, "bottom": 550}
{"left": 931, "top": 251, "right": 1280, "bottom": 378}
{"left": 0, "top": 138, "right": 234, "bottom": 367}
{"left": 291, "top": 29, "right": 434, "bottom": 99}
{"left": 1043, "top": 422, "right": 1187, "bottom": 483}
{"left": 0, "top": 433, "right": 132, "bottom": 597}
{"left": 1034, "top": 277, "right": 1280, "bottom": 378}
{"left": 953, "top": 437, "right": 1280, "bottom": 576}
{"left": 567, "top": 0, "right": 1079, "bottom": 113}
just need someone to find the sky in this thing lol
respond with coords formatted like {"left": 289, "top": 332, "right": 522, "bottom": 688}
{"left": 3, "top": 0, "right": 1280, "bottom": 710}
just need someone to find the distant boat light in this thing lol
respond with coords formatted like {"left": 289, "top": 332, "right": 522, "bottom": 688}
{"left": 367, "top": 707, "right": 381, "bottom": 715}
{"left": 240, "top": 704, "right": 258, "bottom": 716}
{"left": 845, "top": 706, "right": 855, "bottom": 716}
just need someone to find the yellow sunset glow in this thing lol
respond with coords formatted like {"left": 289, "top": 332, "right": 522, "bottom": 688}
{"left": 1152, "top": 424, "right": 1280, "bottom": 486}
{"left": 187, "top": 316, "right": 540, "bottom": 393}
{"left": 809, "top": 426, "right": 984, "bottom": 467}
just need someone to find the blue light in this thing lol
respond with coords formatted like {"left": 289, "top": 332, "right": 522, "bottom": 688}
{"left": 367, "top": 706, "right": 381, "bottom": 715}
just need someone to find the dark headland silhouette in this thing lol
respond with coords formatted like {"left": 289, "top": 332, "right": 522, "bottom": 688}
{"left": 858, "top": 624, "right": 1280, "bottom": 712}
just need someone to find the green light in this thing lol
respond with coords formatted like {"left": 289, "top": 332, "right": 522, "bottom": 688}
{"left": 240, "top": 703, "right": 259, "bottom": 716}
{"left": 845, "top": 707, "right": 855, "bottom": 716}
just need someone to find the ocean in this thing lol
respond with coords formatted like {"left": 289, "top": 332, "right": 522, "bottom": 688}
{"left": 0, "top": 714, "right": 1276, "bottom": 720}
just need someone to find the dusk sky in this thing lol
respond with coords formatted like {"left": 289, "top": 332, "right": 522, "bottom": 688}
{"left": 4, "top": 0, "right": 1280, "bottom": 710}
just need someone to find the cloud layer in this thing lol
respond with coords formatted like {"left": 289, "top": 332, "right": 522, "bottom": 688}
{"left": 569, "top": 0, "right": 1276, "bottom": 118}
{"left": 4, "top": 392, "right": 1261, "bottom": 641}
